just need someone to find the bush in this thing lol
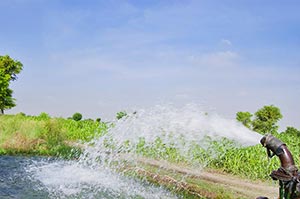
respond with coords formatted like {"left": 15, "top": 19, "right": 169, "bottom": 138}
{"left": 72, "top": 112, "right": 82, "bottom": 121}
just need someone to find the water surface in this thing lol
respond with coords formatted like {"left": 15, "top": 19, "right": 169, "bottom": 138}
{"left": 0, "top": 156, "right": 49, "bottom": 199}
{"left": 0, "top": 156, "right": 177, "bottom": 199}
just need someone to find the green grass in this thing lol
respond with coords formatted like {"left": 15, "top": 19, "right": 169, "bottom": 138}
{"left": 0, "top": 113, "right": 107, "bottom": 158}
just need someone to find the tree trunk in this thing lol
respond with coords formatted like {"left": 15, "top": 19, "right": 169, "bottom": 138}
{"left": 0, "top": 109, "right": 4, "bottom": 114}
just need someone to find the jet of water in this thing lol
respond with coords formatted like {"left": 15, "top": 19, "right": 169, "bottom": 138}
{"left": 82, "top": 103, "right": 262, "bottom": 166}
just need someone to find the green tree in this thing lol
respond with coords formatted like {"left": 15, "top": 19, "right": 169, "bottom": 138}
{"left": 236, "top": 111, "right": 252, "bottom": 129}
{"left": 72, "top": 112, "right": 82, "bottom": 121}
{"left": 284, "top": 126, "right": 300, "bottom": 136}
{"left": 252, "top": 105, "right": 282, "bottom": 134}
{"left": 0, "top": 55, "right": 23, "bottom": 114}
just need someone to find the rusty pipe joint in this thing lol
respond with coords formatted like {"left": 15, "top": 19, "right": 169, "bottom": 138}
{"left": 260, "top": 134, "right": 285, "bottom": 157}
{"left": 260, "top": 134, "right": 298, "bottom": 176}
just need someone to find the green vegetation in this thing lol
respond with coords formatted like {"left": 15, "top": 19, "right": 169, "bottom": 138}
{"left": 0, "top": 55, "right": 23, "bottom": 114}
{"left": 0, "top": 113, "right": 107, "bottom": 158}
{"left": 236, "top": 105, "right": 283, "bottom": 134}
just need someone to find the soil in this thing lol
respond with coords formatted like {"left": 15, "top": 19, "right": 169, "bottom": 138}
{"left": 130, "top": 156, "right": 278, "bottom": 199}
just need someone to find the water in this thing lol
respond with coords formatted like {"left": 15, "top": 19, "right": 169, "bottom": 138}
{"left": 82, "top": 104, "right": 262, "bottom": 167}
{"left": 1, "top": 156, "right": 176, "bottom": 199}
{"left": 106, "top": 103, "right": 261, "bottom": 146}
{"left": 0, "top": 156, "right": 49, "bottom": 199}
{"left": 1, "top": 103, "right": 262, "bottom": 198}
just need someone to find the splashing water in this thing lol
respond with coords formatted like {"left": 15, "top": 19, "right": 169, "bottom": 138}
{"left": 27, "top": 103, "right": 262, "bottom": 198}
{"left": 82, "top": 103, "right": 261, "bottom": 165}
{"left": 112, "top": 103, "right": 260, "bottom": 145}
{"left": 27, "top": 159, "right": 176, "bottom": 199}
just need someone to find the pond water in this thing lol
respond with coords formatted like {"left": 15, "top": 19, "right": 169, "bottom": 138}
{"left": 0, "top": 156, "right": 177, "bottom": 199}
{"left": 0, "top": 156, "right": 49, "bottom": 198}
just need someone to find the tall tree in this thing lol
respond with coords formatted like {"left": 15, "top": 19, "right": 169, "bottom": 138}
{"left": 0, "top": 55, "right": 23, "bottom": 114}
{"left": 252, "top": 105, "right": 282, "bottom": 134}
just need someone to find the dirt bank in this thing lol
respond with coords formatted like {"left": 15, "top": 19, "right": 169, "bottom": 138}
{"left": 123, "top": 156, "right": 278, "bottom": 199}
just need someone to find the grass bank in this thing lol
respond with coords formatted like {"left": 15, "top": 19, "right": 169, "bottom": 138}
{"left": 0, "top": 113, "right": 107, "bottom": 158}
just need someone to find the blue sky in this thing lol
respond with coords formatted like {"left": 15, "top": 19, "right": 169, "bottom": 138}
{"left": 1, "top": 0, "right": 300, "bottom": 129}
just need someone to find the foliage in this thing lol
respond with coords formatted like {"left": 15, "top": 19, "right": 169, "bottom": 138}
{"left": 236, "top": 111, "right": 252, "bottom": 129}
{"left": 284, "top": 126, "right": 300, "bottom": 136}
{"left": 252, "top": 105, "right": 282, "bottom": 134}
{"left": 0, "top": 55, "right": 23, "bottom": 114}
{"left": 116, "top": 111, "right": 127, "bottom": 120}
{"left": 37, "top": 112, "right": 51, "bottom": 120}
{"left": 72, "top": 112, "right": 82, "bottom": 121}
{"left": 0, "top": 55, "right": 23, "bottom": 80}
{"left": 63, "top": 118, "right": 107, "bottom": 141}
{"left": 0, "top": 84, "right": 15, "bottom": 114}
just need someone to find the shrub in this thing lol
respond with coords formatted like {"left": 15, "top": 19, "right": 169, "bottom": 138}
{"left": 72, "top": 112, "right": 82, "bottom": 121}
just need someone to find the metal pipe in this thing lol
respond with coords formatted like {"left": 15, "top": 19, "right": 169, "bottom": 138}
{"left": 259, "top": 134, "right": 300, "bottom": 199}
{"left": 260, "top": 134, "right": 298, "bottom": 175}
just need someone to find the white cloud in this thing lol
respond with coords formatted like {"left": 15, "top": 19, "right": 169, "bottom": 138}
{"left": 188, "top": 51, "right": 240, "bottom": 68}
{"left": 221, "top": 39, "right": 232, "bottom": 46}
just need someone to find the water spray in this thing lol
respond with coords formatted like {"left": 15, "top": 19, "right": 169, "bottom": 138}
{"left": 257, "top": 134, "right": 300, "bottom": 199}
